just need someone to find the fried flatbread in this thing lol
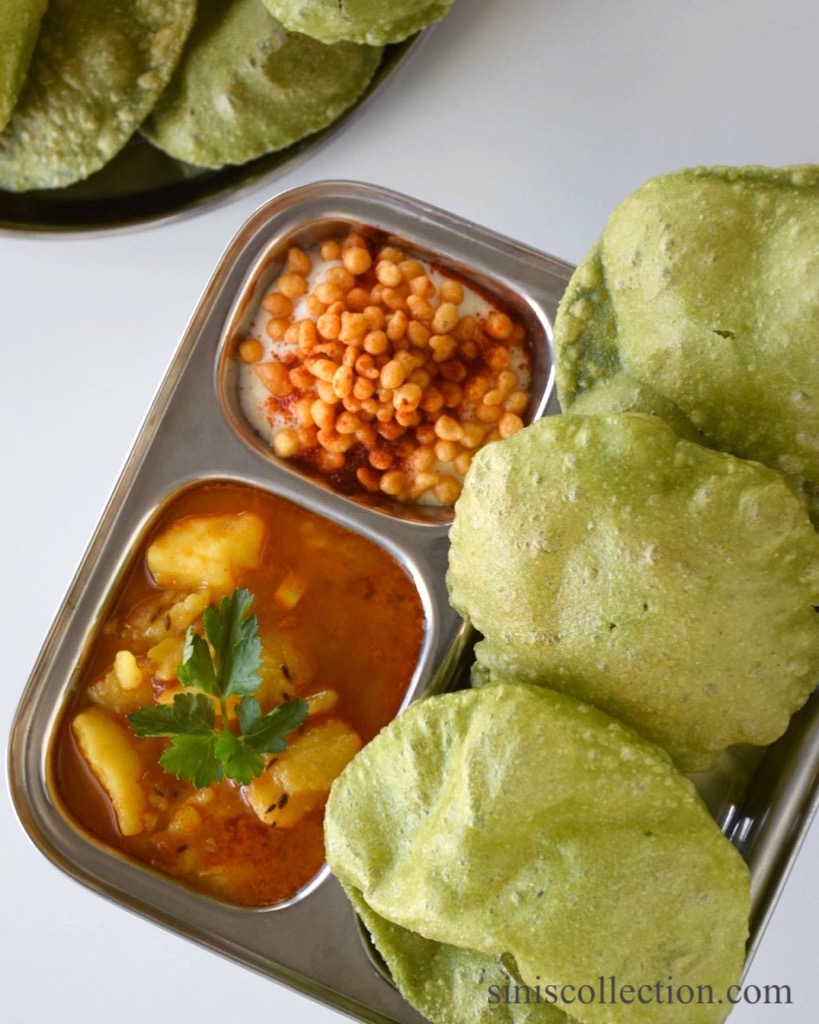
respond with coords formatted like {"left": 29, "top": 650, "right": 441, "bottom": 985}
{"left": 566, "top": 368, "right": 710, "bottom": 445}
{"left": 554, "top": 166, "right": 819, "bottom": 489}
{"left": 260, "top": 0, "right": 454, "bottom": 45}
{"left": 142, "top": 0, "right": 383, "bottom": 169}
{"left": 0, "top": 0, "right": 196, "bottom": 191}
{"left": 345, "top": 882, "right": 575, "bottom": 1024}
{"left": 0, "top": 0, "right": 48, "bottom": 134}
{"left": 326, "top": 684, "right": 750, "bottom": 1024}
{"left": 447, "top": 413, "right": 819, "bottom": 771}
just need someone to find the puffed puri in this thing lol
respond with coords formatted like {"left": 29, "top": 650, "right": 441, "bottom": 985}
{"left": 446, "top": 412, "right": 819, "bottom": 772}
{"left": 324, "top": 682, "right": 750, "bottom": 1024}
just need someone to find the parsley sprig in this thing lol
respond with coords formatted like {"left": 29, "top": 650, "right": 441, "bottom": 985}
{"left": 128, "top": 589, "right": 308, "bottom": 787}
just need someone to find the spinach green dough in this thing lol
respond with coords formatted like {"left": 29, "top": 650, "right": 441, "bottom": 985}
{"left": 554, "top": 166, "right": 819, "bottom": 492}
{"left": 142, "top": 0, "right": 383, "bottom": 169}
{"left": 0, "top": 0, "right": 48, "bottom": 134}
{"left": 566, "top": 369, "right": 711, "bottom": 446}
{"left": 447, "top": 413, "right": 819, "bottom": 771}
{"left": 0, "top": 0, "right": 196, "bottom": 191}
{"left": 344, "top": 882, "right": 576, "bottom": 1024}
{"left": 260, "top": 0, "right": 455, "bottom": 45}
{"left": 326, "top": 684, "right": 750, "bottom": 1024}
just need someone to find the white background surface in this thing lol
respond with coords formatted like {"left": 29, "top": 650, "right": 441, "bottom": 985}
{"left": 1, "top": 0, "right": 817, "bottom": 1021}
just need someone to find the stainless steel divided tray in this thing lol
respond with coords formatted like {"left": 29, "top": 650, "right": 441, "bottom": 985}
{"left": 8, "top": 181, "right": 819, "bottom": 1024}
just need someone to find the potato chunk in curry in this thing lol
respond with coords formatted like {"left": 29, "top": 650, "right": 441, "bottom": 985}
{"left": 245, "top": 719, "right": 362, "bottom": 828}
{"left": 146, "top": 511, "right": 265, "bottom": 591}
{"left": 71, "top": 708, "right": 151, "bottom": 837}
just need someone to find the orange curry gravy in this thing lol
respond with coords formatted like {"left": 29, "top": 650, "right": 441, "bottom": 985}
{"left": 53, "top": 481, "right": 425, "bottom": 906}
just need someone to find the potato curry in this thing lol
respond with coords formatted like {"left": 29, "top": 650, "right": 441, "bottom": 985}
{"left": 53, "top": 481, "right": 425, "bottom": 906}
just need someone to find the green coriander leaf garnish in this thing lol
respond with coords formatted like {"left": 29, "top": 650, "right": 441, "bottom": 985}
{"left": 128, "top": 691, "right": 216, "bottom": 736}
{"left": 128, "top": 589, "right": 307, "bottom": 788}
{"left": 160, "top": 733, "right": 223, "bottom": 789}
{"left": 176, "top": 631, "right": 218, "bottom": 695}
{"left": 213, "top": 728, "right": 264, "bottom": 786}
{"left": 203, "top": 588, "right": 262, "bottom": 699}
{"left": 238, "top": 694, "right": 311, "bottom": 755}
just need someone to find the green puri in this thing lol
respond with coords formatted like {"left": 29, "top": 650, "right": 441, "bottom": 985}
{"left": 0, "top": 0, "right": 196, "bottom": 191}
{"left": 142, "top": 0, "right": 383, "bottom": 169}
{"left": 446, "top": 413, "right": 819, "bottom": 772}
{"left": 325, "top": 684, "right": 750, "bottom": 1024}
{"left": 0, "top": 0, "right": 48, "bottom": 133}
{"left": 260, "top": 0, "right": 455, "bottom": 45}
{"left": 344, "top": 881, "right": 578, "bottom": 1024}
{"left": 554, "top": 165, "right": 819, "bottom": 494}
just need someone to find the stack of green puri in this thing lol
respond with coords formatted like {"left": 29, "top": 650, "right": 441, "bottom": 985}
{"left": 325, "top": 683, "right": 750, "bottom": 1024}
{"left": 142, "top": 0, "right": 384, "bottom": 169}
{"left": 553, "top": 165, "right": 819, "bottom": 509}
{"left": 260, "top": 0, "right": 456, "bottom": 45}
{"left": 447, "top": 412, "right": 819, "bottom": 772}
{"left": 1, "top": 0, "right": 457, "bottom": 190}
